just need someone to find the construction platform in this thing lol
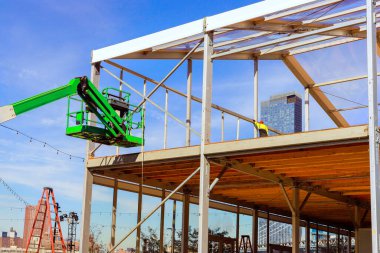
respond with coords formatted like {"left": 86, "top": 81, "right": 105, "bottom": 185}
{"left": 89, "top": 125, "right": 370, "bottom": 228}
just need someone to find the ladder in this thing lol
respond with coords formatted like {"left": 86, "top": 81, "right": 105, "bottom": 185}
{"left": 238, "top": 235, "right": 253, "bottom": 253}
{"left": 25, "top": 187, "right": 67, "bottom": 253}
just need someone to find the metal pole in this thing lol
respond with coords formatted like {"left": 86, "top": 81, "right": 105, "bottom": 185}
{"left": 136, "top": 183, "right": 143, "bottom": 253}
{"left": 306, "top": 221, "right": 310, "bottom": 253}
{"left": 79, "top": 62, "right": 99, "bottom": 253}
{"left": 327, "top": 226, "right": 330, "bottom": 253}
{"left": 304, "top": 87, "right": 310, "bottom": 131}
{"left": 198, "top": 32, "right": 213, "bottom": 253}
{"left": 181, "top": 192, "right": 190, "bottom": 253}
{"left": 254, "top": 58, "right": 259, "bottom": 138}
{"left": 366, "top": 0, "right": 380, "bottom": 251}
{"left": 186, "top": 59, "right": 192, "bottom": 146}
{"left": 116, "top": 70, "right": 123, "bottom": 156}
{"left": 354, "top": 206, "right": 361, "bottom": 253}
{"left": 108, "top": 167, "right": 201, "bottom": 253}
{"left": 110, "top": 179, "right": 118, "bottom": 247}
{"left": 159, "top": 189, "right": 165, "bottom": 253}
{"left": 253, "top": 209, "right": 258, "bottom": 253}
{"left": 164, "top": 89, "right": 169, "bottom": 149}
{"left": 236, "top": 118, "right": 240, "bottom": 140}
{"left": 221, "top": 112, "right": 225, "bottom": 142}
{"left": 266, "top": 211, "right": 270, "bottom": 253}
{"left": 292, "top": 188, "right": 300, "bottom": 253}
{"left": 236, "top": 205, "right": 240, "bottom": 253}
{"left": 171, "top": 200, "right": 177, "bottom": 253}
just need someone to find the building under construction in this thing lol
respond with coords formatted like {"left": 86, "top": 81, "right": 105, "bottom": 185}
{"left": 78, "top": 0, "right": 380, "bottom": 252}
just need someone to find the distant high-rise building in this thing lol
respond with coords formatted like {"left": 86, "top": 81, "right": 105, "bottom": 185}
{"left": 261, "top": 92, "right": 302, "bottom": 134}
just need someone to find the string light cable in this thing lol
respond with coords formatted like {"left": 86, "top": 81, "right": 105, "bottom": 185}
{"left": 0, "top": 124, "right": 85, "bottom": 162}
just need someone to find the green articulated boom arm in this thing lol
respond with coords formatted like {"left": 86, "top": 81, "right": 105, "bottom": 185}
{"left": 0, "top": 77, "right": 143, "bottom": 148}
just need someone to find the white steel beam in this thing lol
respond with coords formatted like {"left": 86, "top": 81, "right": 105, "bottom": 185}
{"left": 264, "top": 0, "right": 342, "bottom": 21}
{"left": 186, "top": 59, "right": 192, "bottom": 146}
{"left": 366, "top": 0, "right": 380, "bottom": 251}
{"left": 253, "top": 58, "right": 259, "bottom": 138}
{"left": 212, "top": 18, "right": 366, "bottom": 59}
{"left": 198, "top": 32, "right": 213, "bottom": 253}
{"left": 92, "top": 0, "right": 320, "bottom": 62}
{"left": 79, "top": 62, "right": 100, "bottom": 253}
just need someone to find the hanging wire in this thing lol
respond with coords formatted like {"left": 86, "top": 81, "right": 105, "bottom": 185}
{"left": 0, "top": 124, "right": 85, "bottom": 162}
{"left": 0, "top": 177, "right": 30, "bottom": 206}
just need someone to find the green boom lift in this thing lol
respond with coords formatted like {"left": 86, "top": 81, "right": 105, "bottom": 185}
{"left": 0, "top": 76, "right": 143, "bottom": 147}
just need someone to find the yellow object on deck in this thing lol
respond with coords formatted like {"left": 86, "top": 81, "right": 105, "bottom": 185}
{"left": 254, "top": 121, "right": 269, "bottom": 137}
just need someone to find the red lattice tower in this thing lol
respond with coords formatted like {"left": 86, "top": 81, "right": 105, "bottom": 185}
{"left": 25, "top": 187, "right": 67, "bottom": 253}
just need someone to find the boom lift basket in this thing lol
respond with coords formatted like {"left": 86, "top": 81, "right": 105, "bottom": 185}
{"left": 66, "top": 87, "right": 144, "bottom": 148}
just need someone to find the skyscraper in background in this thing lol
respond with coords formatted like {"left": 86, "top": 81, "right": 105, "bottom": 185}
{"left": 261, "top": 92, "right": 302, "bottom": 134}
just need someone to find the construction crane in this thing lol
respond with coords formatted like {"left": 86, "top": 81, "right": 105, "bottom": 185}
{"left": 0, "top": 76, "right": 143, "bottom": 147}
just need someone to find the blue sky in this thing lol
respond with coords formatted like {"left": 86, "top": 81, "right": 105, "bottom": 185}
{"left": 0, "top": 0, "right": 376, "bottom": 250}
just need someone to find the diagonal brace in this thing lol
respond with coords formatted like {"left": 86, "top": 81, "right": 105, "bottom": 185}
{"left": 132, "top": 39, "right": 204, "bottom": 114}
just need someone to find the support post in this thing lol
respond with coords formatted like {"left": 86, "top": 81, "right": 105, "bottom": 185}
{"left": 136, "top": 183, "right": 143, "bottom": 253}
{"left": 186, "top": 59, "right": 192, "bottom": 146}
{"left": 171, "top": 200, "right": 177, "bottom": 253}
{"left": 266, "top": 211, "right": 270, "bottom": 253}
{"left": 110, "top": 179, "right": 118, "bottom": 248}
{"left": 327, "top": 226, "right": 330, "bottom": 252}
{"left": 159, "top": 189, "right": 165, "bottom": 253}
{"left": 236, "top": 205, "right": 240, "bottom": 253}
{"left": 366, "top": 0, "right": 380, "bottom": 252}
{"left": 164, "top": 89, "right": 169, "bottom": 149}
{"left": 337, "top": 228, "right": 341, "bottom": 253}
{"left": 253, "top": 58, "right": 259, "bottom": 138}
{"left": 354, "top": 206, "right": 361, "bottom": 253}
{"left": 198, "top": 32, "right": 213, "bottom": 253}
{"left": 304, "top": 87, "right": 310, "bottom": 131}
{"left": 253, "top": 209, "right": 258, "bottom": 253}
{"left": 79, "top": 62, "right": 100, "bottom": 253}
{"left": 221, "top": 112, "right": 225, "bottom": 142}
{"left": 306, "top": 221, "right": 310, "bottom": 253}
{"left": 236, "top": 119, "right": 240, "bottom": 140}
{"left": 292, "top": 188, "right": 300, "bottom": 253}
{"left": 116, "top": 70, "right": 123, "bottom": 156}
{"left": 316, "top": 225, "right": 319, "bottom": 253}
{"left": 181, "top": 191, "right": 190, "bottom": 253}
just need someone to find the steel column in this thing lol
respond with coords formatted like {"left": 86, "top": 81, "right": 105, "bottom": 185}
{"left": 171, "top": 200, "right": 177, "bottom": 253}
{"left": 181, "top": 192, "right": 190, "bottom": 253}
{"left": 136, "top": 183, "right": 143, "bottom": 253}
{"left": 304, "top": 87, "right": 310, "bottom": 131}
{"left": 111, "top": 179, "right": 118, "bottom": 247}
{"left": 159, "top": 189, "right": 165, "bottom": 253}
{"left": 164, "top": 89, "right": 169, "bottom": 149}
{"left": 186, "top": 59, "right": 192, "bottom": 146}
{"left": 116, "top": 70, "right": 123, "bottom": 156}
{"left": 306, "top": 221, "right": 310, "bottom": 253}
{"left": 267, "top": 211, "right": 270, "bottom": 253}
{"left": 253, "top": 209, "right": 258, "bottom": 253}
{"left": 254, "top": 58, "right": 259, "bottom": 138}
{"left": 79, "top": 62, "right": 100, "bottom": 253}
{"left": 292, "top": 188, "right": 300, "bottom": 253}
{"left": 236, "top": 205, "right": 240, "bottom": 253}
{"left": 367, "top": 0, "right": 380, "bottom": 251}
{"left": 198, "top": 32, "right": 213, "bottom": 253}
